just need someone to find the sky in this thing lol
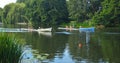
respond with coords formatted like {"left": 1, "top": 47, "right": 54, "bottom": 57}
{"left": 0, "top": 0, "right": 16, "bottom": 8}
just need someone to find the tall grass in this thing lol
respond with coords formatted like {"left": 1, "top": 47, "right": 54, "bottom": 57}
{"left": 0, "top": 33, "right": 24, "bottom": 63}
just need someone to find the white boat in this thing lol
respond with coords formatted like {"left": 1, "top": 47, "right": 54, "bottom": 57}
{"left": 79, "top": 27, "right": 95, "bottom": 32}
{"left": 37, "top": 28, "right": 52, "bottom": 32}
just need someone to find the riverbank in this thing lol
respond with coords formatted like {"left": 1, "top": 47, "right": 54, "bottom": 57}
{"left": 0, "top": 33, "right": 49, "bottom": 63}
{"left": 0, "top": 33, "right": 24, "bottom": 63}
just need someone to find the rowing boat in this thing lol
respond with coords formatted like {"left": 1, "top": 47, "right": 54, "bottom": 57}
{"left": 37, "top": 28, "right": 52, "bottom": 32}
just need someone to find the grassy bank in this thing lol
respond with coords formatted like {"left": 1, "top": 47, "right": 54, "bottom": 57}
{"left": 61, "top": 21, "right": 93, "bottom": 28}
{"left": 0, "top": 33, "right": 24, "bottom": 63}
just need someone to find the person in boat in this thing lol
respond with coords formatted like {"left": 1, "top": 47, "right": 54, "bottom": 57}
{"left": 66, "top": 26, "right": 69, "bottom": 31}
{"left": 39, "top": 27, "right": 43, "bottom": 29}
{"left": 69, "top": 25, "right": 72, "bottom": 31}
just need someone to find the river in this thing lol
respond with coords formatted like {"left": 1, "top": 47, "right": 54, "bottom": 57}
{"left": 0, "top": 26, "right": 120, "bottom": 63}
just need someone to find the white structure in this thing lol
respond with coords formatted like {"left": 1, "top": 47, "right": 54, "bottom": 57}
{"left": 37, "top": 28, "right": 52, "bottom": 32}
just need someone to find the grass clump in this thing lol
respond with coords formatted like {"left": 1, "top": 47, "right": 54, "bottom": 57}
{"left": 0, "top": 33, "right": 24, "bottom": 63}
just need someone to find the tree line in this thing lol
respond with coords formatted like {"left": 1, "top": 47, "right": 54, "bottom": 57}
{"left": 0, "top": 0, "right": 119, "bottom": 28}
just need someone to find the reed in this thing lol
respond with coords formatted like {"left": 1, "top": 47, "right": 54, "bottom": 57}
{"left": 0, "top": 33, "right": 24, "bottom": 63}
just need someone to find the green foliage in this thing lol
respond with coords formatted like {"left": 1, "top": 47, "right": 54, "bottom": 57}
{"left": 91, "top": 0, "right": 120, "bottom": 27}
{"left": 61, "top": 21, "right": 92, "bottom": 28}
{"left": 0, "top": 33, "right": 24, "bottom": 63}
{"left": 21, "top": 0, "right": 41, "bottom": 28}
{"left": 39, "top": 0, "right": 68, "bottom": 28}
{"left": 68, "top": 0, "right": 101, "bottom": 22}
{"left": 1, "top": 0, "right": 119, "bottom": 28}
{"left": 0, "top": 8, "right": 3, "bottom": 22}
{"left": 2, "top": 3, "right": 25, "bottom": 24}
{"left": 16, "top": 0, "right": 69, "bottom": 28}
{"left": 72, "top": 21, "right": 91, "bottom": 28}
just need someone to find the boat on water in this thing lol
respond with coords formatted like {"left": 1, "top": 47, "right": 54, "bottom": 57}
{"left": 79, "top": 27, "right": 95, "bottom": 32}
{"left": 37, "top": 28, "right": 52, "bottom": 36}
{"left": 37, "top": 28, "right": 52, "bottom": 32}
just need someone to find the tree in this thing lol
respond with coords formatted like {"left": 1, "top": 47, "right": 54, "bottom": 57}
{"left": 91, "top": 0, "right": 120, "bottom": 27}
{"left": 68, "top": 0, "right": 101, "bottom": 22}
{"left": 18, "top": 0, "right": 42, "bottom": 28}
{"left": 17, "top": 0, "right": 69, "bottom": 28}
{"left": 39, "top": 0, "right": 69, "bottom": 27}
{"left": 2, "top": 3, "right": 25, "bottom": 24}
{"left": 0, "top": 8, "right": 3, "bottom": 22}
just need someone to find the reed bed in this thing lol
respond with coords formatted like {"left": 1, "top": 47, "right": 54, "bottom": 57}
{"left": 0, "top": 33, "right": 24, "bottom": 63}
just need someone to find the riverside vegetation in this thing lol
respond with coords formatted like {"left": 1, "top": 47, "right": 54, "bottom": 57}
{"left": 0, "top": 0, "right": 119, "bottom": 28}
{"left": 0, "top": 33, "right": 24, "bottom": 63}
{"left": 0, "top": 33, "right": 49, "bottom": 63}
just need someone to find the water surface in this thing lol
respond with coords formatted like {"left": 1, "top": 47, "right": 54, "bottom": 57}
{"left": 1, "top": 27, "right": 120, "bottom": 63}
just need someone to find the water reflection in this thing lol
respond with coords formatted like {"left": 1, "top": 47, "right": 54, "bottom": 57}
{"left": 38, "top": 32, "right": 52, "bottom": 37}
{"left": 50, "top": 44, "right": 74, "bottom": 63}
{"left": 100, "top": 33, "right": 120, "bottom": 63}
{"left": 69, "top": 32, "right": 106, "bottom": 63}
{"left": 7, "top": 29, "right": 120, "bottom": 63}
